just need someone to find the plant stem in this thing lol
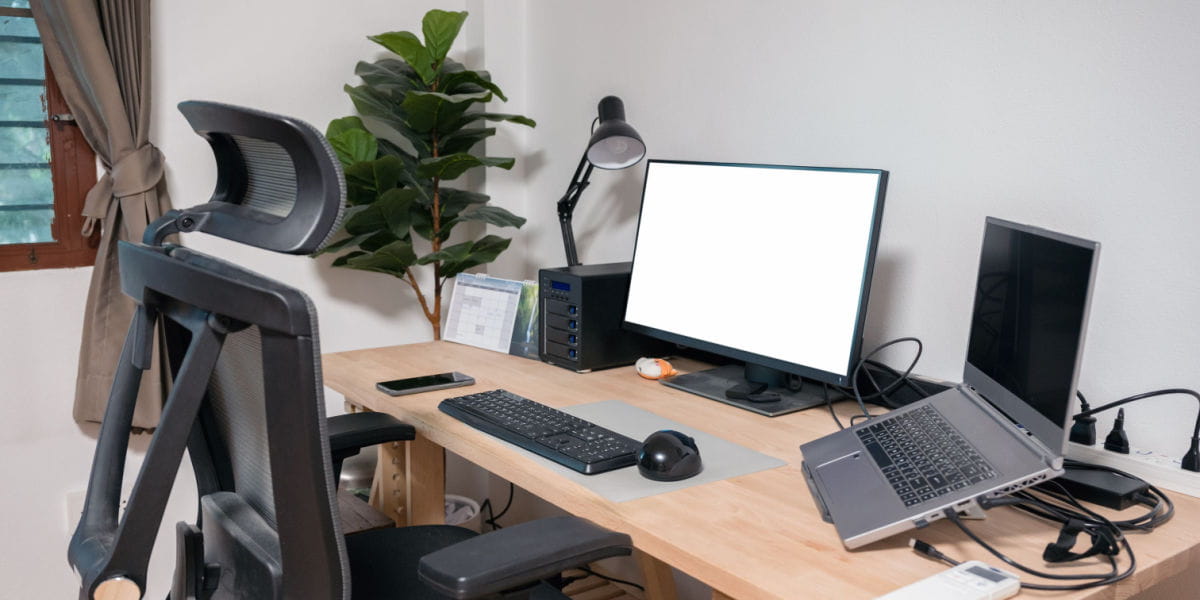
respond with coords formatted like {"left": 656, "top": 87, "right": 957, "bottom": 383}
{"left": 403, "top": 268, "right": 438, "bottom": 339}
{"left": 430, "top": 105, "right": 443, "bottom": 339}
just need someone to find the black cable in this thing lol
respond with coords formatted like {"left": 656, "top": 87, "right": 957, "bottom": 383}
{"left": 1074, "top": 388, "right": 1200, "bottom": 439}
{"left": 479, "top": 482, "right": 515, "bottom": 531}
{"left": 910, "top": 461, "right": 1165, "bottom": 592}
{"left": 848, "top": 337, "right": 925, "bottom": 416}
{"left": 824, "top": 383, "right": 846, "bottom": 430}
{"left": 864, "top": 358, "right": 934, "bottom": 399}
{"left": 943, "top": 506, "right": 1135, "bottom": 591}
{"left": 1058, "top": 459, "right": 1174, "bottom": 530}
{"left": 909, "top": 538, "right": 959, "bottom": 567}
{"left": 578, "top": 567, "right": 645, "bottom": 592}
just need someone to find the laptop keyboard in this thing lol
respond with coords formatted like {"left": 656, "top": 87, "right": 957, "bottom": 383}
{"left": 855, "top": 405, "right": 997, "bottom": 507}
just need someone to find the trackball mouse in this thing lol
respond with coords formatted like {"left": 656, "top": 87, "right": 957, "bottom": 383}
{"left": 637, "top": 430, "right": 703, "bottom": 481}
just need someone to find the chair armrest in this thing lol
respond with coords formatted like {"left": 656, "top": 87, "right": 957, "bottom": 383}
{"left": 417, "top": 516, "right": 633, "bottom": 599}
{"left": 327, "top": 412, "right": 415, "bottom": 460}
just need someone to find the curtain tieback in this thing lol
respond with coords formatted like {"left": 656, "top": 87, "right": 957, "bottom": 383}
{"left": 81, "top": 144, "right": 166, "bottom": 236}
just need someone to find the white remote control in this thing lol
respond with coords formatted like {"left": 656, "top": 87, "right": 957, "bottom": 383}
{"left": 876, "top": 560, "right": 1020, "bottom": 600}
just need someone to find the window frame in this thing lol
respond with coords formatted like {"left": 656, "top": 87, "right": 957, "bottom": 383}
{"left": 0, "top": 6, "right": 99, "bottom": 272}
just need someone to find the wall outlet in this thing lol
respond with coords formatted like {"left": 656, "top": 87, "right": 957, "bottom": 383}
{"left": 1067, "top": 442, "right": 1200, "bottom": 498}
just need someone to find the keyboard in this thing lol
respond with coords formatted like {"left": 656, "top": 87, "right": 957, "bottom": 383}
{"left": 439, "top": 389, "right": 642, "bottom": 475}
{"left": 855, "top": 405, "right": 997, "bottom": 507}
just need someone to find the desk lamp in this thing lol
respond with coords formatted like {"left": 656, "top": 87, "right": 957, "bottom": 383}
{"left": 556, "top": 96, "right": 646, "bottom": 266}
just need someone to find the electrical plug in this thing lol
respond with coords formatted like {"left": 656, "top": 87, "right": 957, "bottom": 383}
{"left": 1183, "top": 436, "right": 1200, "bottom": 473}
{"left": 1070, "top": 414, "right": 1098, "bottom": 446}
{"left": 1103, "top": 408, "right": 1130, "bottom": 454}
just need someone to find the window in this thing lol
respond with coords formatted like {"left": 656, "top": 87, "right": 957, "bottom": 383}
{"left": 0, "top": 2, "right": 97, "bottom": 271}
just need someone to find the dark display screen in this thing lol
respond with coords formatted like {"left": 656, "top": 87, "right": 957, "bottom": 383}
{"left": 551, "top": 281, "right": 571, "bottom": 291}
{"left": 966, "top": 223, "right": 1095, "bottom": 432}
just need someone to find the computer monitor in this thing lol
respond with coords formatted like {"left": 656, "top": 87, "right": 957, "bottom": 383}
{"left": 623, "top": 160, "right": 888, "bottom": 416}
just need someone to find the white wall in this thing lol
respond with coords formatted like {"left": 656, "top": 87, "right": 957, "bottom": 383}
{"left": 510, "top": 0, "right": 1200, "bottom": 460}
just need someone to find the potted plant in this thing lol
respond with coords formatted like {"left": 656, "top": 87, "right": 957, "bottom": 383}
{"left": 317, "top": 9, "right": 534, "bottom": 339}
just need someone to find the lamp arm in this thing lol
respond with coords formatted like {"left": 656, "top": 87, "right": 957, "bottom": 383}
{"left": 556, "top": 153, "right": 594, "bottom": 267}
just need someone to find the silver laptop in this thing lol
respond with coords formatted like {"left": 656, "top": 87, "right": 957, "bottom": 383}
{"left": 801, "top": 217, "right": 1100, "bottom": 549}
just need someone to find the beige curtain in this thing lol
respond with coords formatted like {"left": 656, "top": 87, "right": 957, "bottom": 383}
{"left": 31, "top": 0, "right": 169, "bottom": 428}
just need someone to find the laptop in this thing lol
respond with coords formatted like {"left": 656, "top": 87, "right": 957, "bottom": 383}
{"left": 801, "top": 217, "right": 1100, "bottom": 548}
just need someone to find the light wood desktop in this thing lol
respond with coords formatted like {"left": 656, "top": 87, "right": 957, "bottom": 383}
{"left": 322, "top": 341, "right": 1200, "bottom": 600}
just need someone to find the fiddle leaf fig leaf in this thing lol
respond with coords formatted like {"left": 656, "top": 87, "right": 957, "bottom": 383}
{"left": 326, "top": 116, "right": 368, "bottom": 137}
{"left": 416, "top": 240, "right": 471, "bottom": 266}
{"left": 312, "top": 231, "right": 375, "bottom": 256}
{"left": 440, "top": 70, "right": 506, "bottom": 101}
{"left": 459, "top": 112, "right": 537, "bottom": 128}
{"left": 327, "top": 128, "right": 377, "bottom": 166}
{"left": 344, "top": 204, "right": 385, "bottom": 235}
{"left": 331, "top": 250, "right": 367, "bottom": 267}
{"left": 344, "top": 240, "right": 417, "bottom": 277}
{"left": 439, "top": 127, "right": 494, "bottom": 155}
{"left": 417, "top": 154, "right": 514, "bottom": 181}
{"left": 369, "top": 31, "right": 434, "bottom": 84}
{"left": 411, "top": 202, "right": 434, "bottom": 240}
{"left": 439, "top": 235, "right": 512, "bottom": 278}
{"left": 402, "top": 90, "right": 492, "bottom": 133}
{"left": 457, "top": 205, "right": 526, "bottom": 229}
{"left": 422, "top": 10, "right": 468, "bottom": 65}
{"left": 344, "top": 83, "right": 411, "bottom": 139}
{"left": 377, "top": 187, "right": 418, "bottom": 238}
{"left": 439, "top": 187, "right": 490, "bottom": 218}
{"left": 355, "top": 58, "right": 420, "bottom": 91}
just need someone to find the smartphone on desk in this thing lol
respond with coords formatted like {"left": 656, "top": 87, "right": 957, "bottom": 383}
{"left": 376, "top": 372, "right": 475, "bottom": 396}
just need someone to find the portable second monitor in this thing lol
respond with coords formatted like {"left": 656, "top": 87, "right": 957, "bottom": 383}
{"left": 624, "top": 160, "right": 888, "bottom": 416}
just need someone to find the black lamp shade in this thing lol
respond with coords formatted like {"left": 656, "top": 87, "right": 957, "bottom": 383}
{"left": 585, "top": 96, "right": 645, "bottom": 169}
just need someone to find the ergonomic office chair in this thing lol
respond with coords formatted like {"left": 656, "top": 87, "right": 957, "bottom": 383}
{"left": 67, "top": 101, "right": 632, "bottom": 600}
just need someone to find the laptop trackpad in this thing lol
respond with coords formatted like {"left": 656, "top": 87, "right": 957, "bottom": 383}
{"left": 815, "top": 451, "right": 897, "bottom": 531}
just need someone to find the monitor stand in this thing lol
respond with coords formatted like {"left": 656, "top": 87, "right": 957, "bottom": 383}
{"left": 661, "top": 363, "right": 842, "bottom": 417}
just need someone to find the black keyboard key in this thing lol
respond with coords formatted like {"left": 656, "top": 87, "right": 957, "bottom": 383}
{"left": 863, "top": 441, "right": 893, "bottom": 468}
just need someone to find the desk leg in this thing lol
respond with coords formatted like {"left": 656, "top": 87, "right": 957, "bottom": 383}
{"left": 711, "top": 591, "right": 735, "bottom": 600}
{"left": 407, "top": 432, "right": 446, "bottom": 525}
{"left": 369, "top": 441, "right": 407, "bottom": 526}
{"left": 635, "top": 549, "right": 679, "bottom": 600}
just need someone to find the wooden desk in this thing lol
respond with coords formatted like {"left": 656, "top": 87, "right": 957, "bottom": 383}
{"left": 323, "top": 342, "right": 1200, "bottom": 600}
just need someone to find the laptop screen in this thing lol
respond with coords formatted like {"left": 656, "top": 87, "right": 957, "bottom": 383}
{"left": 963, "top": 218, "right": 1100, "bottom": 454}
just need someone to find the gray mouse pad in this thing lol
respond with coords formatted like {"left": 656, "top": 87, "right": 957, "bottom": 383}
{"left": 543, "top": 400, "right": 787, "bottom": 502}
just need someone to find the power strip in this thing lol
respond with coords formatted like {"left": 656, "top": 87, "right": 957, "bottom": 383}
{"left": 1066, "top": 442, "right": 1200, "bottom": 499}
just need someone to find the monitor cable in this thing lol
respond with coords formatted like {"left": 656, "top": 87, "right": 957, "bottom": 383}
{"left": 827, "top": 336, "right": 931, "bottom": 429}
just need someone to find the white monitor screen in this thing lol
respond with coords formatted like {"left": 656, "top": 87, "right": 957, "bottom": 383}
{"left": 624, "top": 160, "right": 886, "bottom": 384}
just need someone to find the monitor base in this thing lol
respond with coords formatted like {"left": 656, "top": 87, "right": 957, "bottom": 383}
{"left": 661, "top": 364, "right": 842, "bottom": 417}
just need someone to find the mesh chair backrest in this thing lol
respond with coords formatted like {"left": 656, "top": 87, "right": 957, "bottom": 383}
{"left": 174, "top": 101, "right": 346, "bottom": 254}
{"left": 206, "top": 326, "right": 277, "bottom": 525}
{"left": 153, "top": 246, "right": 350, "bottom": 598}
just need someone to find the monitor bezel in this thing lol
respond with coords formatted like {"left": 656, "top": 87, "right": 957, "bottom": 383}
{"left": 963, "top": 217, "right": 1101, "bottom": 456}
{"left": 622, "top": 159, "right": 889, "bottom": 388}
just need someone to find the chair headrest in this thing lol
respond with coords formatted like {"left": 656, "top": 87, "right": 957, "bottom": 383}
{"left": 168, "top": 101, "right": 346, "bottom": 255}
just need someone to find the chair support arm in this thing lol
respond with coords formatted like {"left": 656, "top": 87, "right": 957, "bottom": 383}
{"left": 417, "top": 516, "right": 633, "bottom": 599}
{"left": 327, "top": 411, "right": 415, "bottom": 462}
